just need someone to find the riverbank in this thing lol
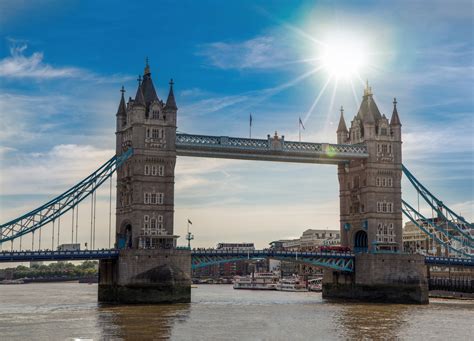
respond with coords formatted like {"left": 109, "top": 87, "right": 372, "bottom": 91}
{"left": 429, "top": 290, "right": 474, "bottom": 300}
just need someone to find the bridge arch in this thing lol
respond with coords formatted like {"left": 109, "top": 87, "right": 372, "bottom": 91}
{"left": 354, "top": 230, "right": 368, "bottom": 253}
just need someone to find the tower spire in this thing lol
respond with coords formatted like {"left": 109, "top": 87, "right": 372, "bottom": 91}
{"left": 337, "top": 105, "right": 348, "bottom": 133}
{"left": 144, "top": 57, "right": 150, "bottom": 76}
{"left": 116, "top": 86, "right": 127, "bottom": 116}
{"left": 390, "top": 97, "right": 401, "bottom": 126}
{"left": 165, "top": 78, "right": 177, "bottom": 109}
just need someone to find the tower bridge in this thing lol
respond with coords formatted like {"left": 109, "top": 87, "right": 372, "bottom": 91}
{"left": 1, "top": 62, "right": 472, "bottom": 304}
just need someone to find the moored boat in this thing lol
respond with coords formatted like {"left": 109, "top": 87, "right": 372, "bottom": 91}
{"left": 276, "top": 275, "right": 308, "bottom": 292}
{"left": 233, "top": 272, "right": 279, "bottom": 290}
{"left": 308, "top": 277, "right": 323, "bottom": 292}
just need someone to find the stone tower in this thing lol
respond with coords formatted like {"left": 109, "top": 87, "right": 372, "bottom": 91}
{"left": 337, "top": 83, "right": 402, "bottom": 253}
{"left": 115, "top": 60, "right": 178, "bottom": 250}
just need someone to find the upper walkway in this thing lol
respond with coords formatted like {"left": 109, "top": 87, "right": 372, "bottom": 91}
{"left": 175, "top": 133, "right": 368, "bottom": 164}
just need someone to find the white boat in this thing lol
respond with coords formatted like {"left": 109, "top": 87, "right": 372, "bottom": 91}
{"left": 233, "top": 272, "right": 279, "bottom": 290}
{"left": 276, "top": 275, "right": 308, "bottom": 292}
{"left": 308, "top": 277, "right": 323, "bottom": 292}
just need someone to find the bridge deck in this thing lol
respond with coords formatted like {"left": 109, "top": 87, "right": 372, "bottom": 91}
{"left": 176, "top": 134, "right": 369, "bottom": 164}
{"left": 0, "top": 250, "right": 471, "bottom": 268}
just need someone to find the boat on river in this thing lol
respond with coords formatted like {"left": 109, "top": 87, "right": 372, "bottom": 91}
{"left": 276, "top": 275, "right": 308, "bottom": 292}
{"left": 308, "top": 277, "right": 323, "bottom": 292}
{"left": 233, "top": 272, "right": 279, "bottom": 290}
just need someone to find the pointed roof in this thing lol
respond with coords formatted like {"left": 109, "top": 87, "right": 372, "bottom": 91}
{"left": 141, "top": 58, "right": 159, "bottom": 104}
{"left": 134, "top": 76, "right": 145, "bottom": 106}
{"left": 116, "top": 86, "right": 127, "bottom": 116}
{"left": 337, "top": 106, "right": 348, "bottom": 133}
{"left": 165, "top": 79, "right": 177, "bottom": 110}
{"left": 390, "top": 97, "right": 401, "bottom": 126}
{"left": 356, "top": 81, "right": 382, "bottom": 124}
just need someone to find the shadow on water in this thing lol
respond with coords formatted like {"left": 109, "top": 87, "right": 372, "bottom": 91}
{"left": 333, "top": 301, "right": 409, "bottom": 340}
{"left": 97, "top": 303, "right": 191, "bottom": 340}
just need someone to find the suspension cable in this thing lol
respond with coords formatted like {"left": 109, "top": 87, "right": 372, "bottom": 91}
{"left": 31, "top": 231, "right": 34, "bottom": 250}
{"left": 52, "top": 219, "right": 55, "bottom": 250}
{"left": 57, "top": 215, "right": 61, "bottom": 250}
{"left": 38, "top": 226, "right": 42, "bottom": 250}
{"left": 108, "top": 175, "right": 112, "bottom": 249}
{"left": 93, "top": 189, "right": 97, "bottom": 249}
{"left": 90, "top": 190, "right": 94, "bottom": 250}
{"left": 20, "top": 235, "right": 22, "bottom": 250}
{"left": 75, "top": 203, "right": 79, "bottom": 244}
{"left": 71, "top": 205, "right": 75, "bottom": 244}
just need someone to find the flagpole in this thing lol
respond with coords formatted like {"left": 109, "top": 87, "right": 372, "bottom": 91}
{"left": 249, "top": 113, "right": 252, "bottom": 138}
{"left": 299, "top": 119, "right": 301, "bottom": 142}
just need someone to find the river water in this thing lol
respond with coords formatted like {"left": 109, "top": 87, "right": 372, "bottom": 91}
{"left": 0, "top": 283, "right": 472, "bottom": 340}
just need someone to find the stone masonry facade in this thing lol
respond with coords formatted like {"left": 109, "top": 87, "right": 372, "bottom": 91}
{"left": 337, "top": 83, "right": 402, "bottom": 253}
{"left": 115, "top": 61, "right": 178, "bottom": 250}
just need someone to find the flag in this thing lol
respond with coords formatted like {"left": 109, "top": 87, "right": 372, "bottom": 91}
{"left": 299, "top": 117, "right": 305, "bottom": 130}
{"left": 250, "top": 113, "right": 253, "bottom": 127}
{"left": 188, "top": 219, "right": 193, "bottom": 225}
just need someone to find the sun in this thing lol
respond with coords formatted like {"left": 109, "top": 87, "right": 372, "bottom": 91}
{"left": 318, "top": 34, "right": 370, "bottom": 81}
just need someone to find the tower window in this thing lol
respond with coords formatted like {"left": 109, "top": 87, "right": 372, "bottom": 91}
{"left": 144, "top": 165, "right": 150, "bottom": 176}
{"left": 151, "top": 165, "right": 157, "bottom": 176}
{"left": 144, "top": 193, "right": 150, "bottom": 204}
{"left": 158, "top": 165, "right": 165, "bottom": 176}
{"left": 158, "top": 215, "right": 163, "bottom": 222}
{"left": 158, "top": 193, "right": 164, "bottom": 204}
{"left": 381, "top": 128, "right": 387, "bottom": 135}
{"left": 152, "top": 110, "right": 159, "bottom": 119}
{"left": 151, "top": 193, "right": 157, "bottom": 204}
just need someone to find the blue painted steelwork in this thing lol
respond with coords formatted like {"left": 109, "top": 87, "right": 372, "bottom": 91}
{"left": 403, "top": 165, "right": 473, "bottom": 242}
{"left": 425, "top": 256, "right": 474, "bottom": 267}
{"left": 0, "top": 249, "right": 119, "bottom": 262}
{"left": 1, "top": 249, "right": 471, "bottom": 271}
{"left": 0, "top": 149, "right": 133, "bottom": 244}
{"left": 402, "top": 200, "right": 472, "bottom": 258}
{"left": 191, "top": 250, "right": 355, "bottom": 272}
{"left": 176, "top": 133, "right": 369, "bottom": 164}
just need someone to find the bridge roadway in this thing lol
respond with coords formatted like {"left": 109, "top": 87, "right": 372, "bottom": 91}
{"left": 175, "top": 133, "right": 369, "bottom": 164}
{"left": 0, "top": 249, "right": 472, "bottom": 270}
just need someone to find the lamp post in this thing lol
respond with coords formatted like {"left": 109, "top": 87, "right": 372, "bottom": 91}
{"left": 186, "top": 219, "right": 194, "bottom": 249}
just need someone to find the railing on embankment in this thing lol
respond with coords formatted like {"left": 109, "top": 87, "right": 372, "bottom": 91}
{"left": 429, "top": 277, "right": 473, "bottom": 293}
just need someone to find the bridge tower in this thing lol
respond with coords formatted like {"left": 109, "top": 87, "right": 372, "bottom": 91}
{"left": 323, "top": 84, "right": 428, "bottom": 304}
{"left": 99, "top": 61, "right": 191, "bottom": 304}
{"left": 115, "top": 61, "right": 178, "bottom": 250}
{"left": 337, "top": 83, "right": 402, "bottom": 253}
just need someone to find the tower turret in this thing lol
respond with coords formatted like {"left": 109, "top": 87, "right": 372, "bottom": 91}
{"left": 390, "top": 98, "right": 402, "bottom": 142}
{"left": 337, "top": 106, "right": 348, "bottom": 144}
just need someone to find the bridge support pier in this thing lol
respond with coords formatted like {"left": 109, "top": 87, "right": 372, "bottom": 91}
{"left": 322, "top": 253, "right": 429, "bottom": 304}
{"left": 98, "top": 249, "right": 191, "bottom": 304}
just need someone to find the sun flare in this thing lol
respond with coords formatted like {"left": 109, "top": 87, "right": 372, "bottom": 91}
{"left": 317, "top": 34, "right": 370, "bottom": 81}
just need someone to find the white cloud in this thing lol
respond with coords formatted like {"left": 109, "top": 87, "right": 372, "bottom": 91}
{"left": 0, "top": 144, "right": 114, "bottom": 196}
{"left": 197, "top": 35, "right": 297, "bottom": 70}
{"left": 0, "top": 42, "right": 133, "bottom": 83}
{"left": 0, "top": 43, "right": 84, "bottom": 79}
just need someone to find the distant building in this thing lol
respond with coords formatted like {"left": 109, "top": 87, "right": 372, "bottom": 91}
{"left": 300, "top": 229, "right": 340, "bottom": 250}
{"left": 403, "top": 218, "right": 473, "bottom": 257}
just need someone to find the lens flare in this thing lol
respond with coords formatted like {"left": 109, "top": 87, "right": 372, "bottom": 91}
{"left": 319, "top": 36, "right": 369, "bottom": 80}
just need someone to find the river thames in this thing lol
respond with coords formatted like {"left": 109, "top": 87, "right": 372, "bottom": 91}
{"left": 0, "top": 282, "right": 472, "bottom": 340}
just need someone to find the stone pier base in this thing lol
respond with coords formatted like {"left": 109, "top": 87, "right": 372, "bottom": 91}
{"left": 322, "top": 253, "right": 429, "bottom": 304}
{"left": 98, "top": 249, "right": 191, "bottom": 304}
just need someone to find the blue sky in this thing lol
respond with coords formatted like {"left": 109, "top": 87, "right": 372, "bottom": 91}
{"left": 0, "top": 0, "right": 473, "bottom": 249}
